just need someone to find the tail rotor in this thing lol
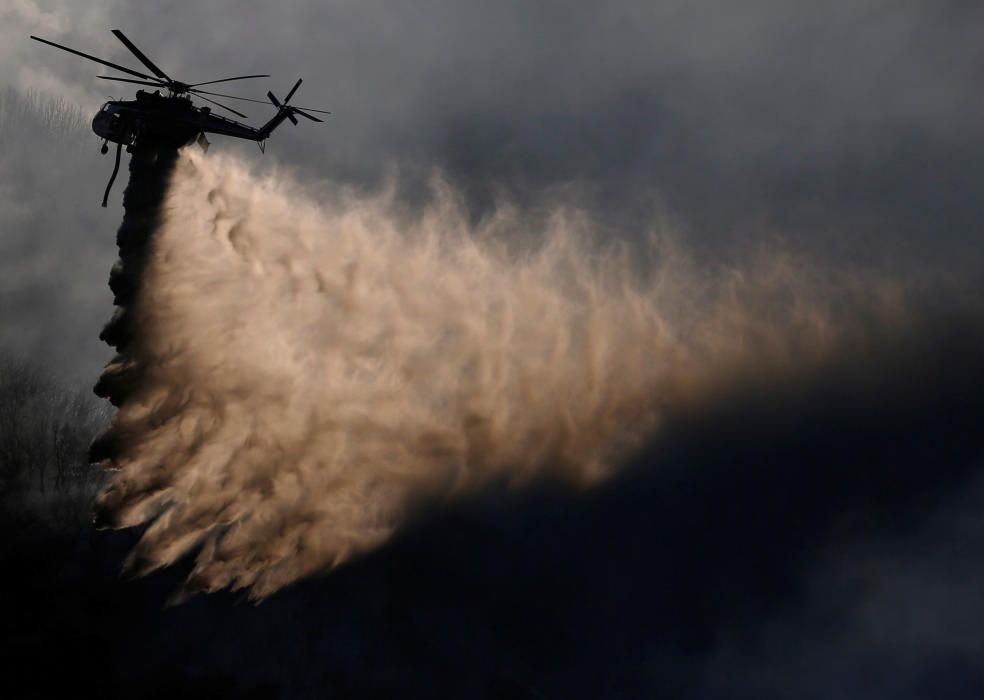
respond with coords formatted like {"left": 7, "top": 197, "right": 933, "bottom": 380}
{"left": 267, "top": 78, "right": 330, "bottom": 125}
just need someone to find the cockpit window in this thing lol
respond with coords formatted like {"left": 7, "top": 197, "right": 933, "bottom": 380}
{"left": 102, "top": 104, "right": 111, "bottom": 112}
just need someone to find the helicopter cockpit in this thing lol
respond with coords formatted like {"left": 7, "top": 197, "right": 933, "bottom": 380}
{"left": 92, "top": 102, "right": 135, "bottom": 147}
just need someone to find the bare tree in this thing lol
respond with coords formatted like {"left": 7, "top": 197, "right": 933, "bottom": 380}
{"left": 0, "top": 352, "right": 110, "bottom": 527}
{"left": 0, "top": 88, "right": 88, "bottom": 149}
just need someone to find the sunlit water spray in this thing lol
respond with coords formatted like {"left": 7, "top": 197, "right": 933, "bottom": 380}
{"left": 92, "top": 149, "right": 850, "bottom": 600}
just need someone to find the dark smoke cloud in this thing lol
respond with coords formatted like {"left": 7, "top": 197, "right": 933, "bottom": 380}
{"left": 575, "top": 310, "right": 984, "bottom": 698}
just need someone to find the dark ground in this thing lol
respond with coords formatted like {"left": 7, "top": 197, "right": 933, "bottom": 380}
{"left": 3, "top": 311, "right": 983, "bottom": 699}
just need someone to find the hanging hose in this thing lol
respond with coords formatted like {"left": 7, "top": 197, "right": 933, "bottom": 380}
{"left": 102, "top": 140, "right": 123, "bottom": 208}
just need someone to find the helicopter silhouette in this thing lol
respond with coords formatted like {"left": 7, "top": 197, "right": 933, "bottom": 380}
{"left": 31, "top": 30, "right": 330, "bottom": 206}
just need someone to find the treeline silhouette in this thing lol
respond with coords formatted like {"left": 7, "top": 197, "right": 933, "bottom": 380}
{"left": 0, "top": 88, "right": 88, "bottom": 148}
{"left": 0, "top": 353, "right": 282, "bottom": 698}
{"left": 0, "top": 352, "right": 106, "bottom": 526}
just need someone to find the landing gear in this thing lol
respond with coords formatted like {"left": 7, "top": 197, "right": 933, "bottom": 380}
{"left": 101, "top": 140, "right": 109, "bottom": 155}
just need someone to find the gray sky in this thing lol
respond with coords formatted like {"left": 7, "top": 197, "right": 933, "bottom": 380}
{"left": 3, "top": 0, "right": 983, "bottom": 379}
{"left": 10, "top": 1, "right": 984, "bottom": 248}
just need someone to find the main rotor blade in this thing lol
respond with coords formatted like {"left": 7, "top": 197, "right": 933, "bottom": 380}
{"left": 190, "top": 88, "right": 270, "bottom": 105}
{"left": 31, "top": 35, "right": 157, "bottom": 81}
{"left": 99, "top": 75, "right": 168, "bottom": 88}
{"left": 195, "top": 89, "right": 332, "bottom": 115}
{"left": 190, "top": 74, "right": 270, "bottom": 87}
{"left": 284, "top": 78, "right": 303, "bottom": 103}
{"left": 293, "top": 109, "right": 323, "bottom": 123}
{"left": 195, "top": 94, "right": 248, "bottom": 119}
{"left": 111, "top": 29, "right": 171, "bottom": 81}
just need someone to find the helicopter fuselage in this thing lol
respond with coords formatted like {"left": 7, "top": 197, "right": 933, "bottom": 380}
{"left": 92, "top": 90, "right": 274, "bottom": 149}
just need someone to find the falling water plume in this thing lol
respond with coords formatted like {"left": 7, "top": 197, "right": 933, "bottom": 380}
{"left": 90, "top": 149, "right": 855, "bottom": 600}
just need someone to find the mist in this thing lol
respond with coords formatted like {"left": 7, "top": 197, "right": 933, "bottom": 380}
{"left": 86, "top": 147, "right": 918, "bottom": 600}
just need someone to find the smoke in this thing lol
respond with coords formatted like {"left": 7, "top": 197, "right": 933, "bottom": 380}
{"left": 92, "top": 149, "right": 891, "bottom": 600}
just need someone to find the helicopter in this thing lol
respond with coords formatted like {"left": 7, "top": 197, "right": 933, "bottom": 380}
{"left": 31, "top": 30, "right": 331, "bottom": 206}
